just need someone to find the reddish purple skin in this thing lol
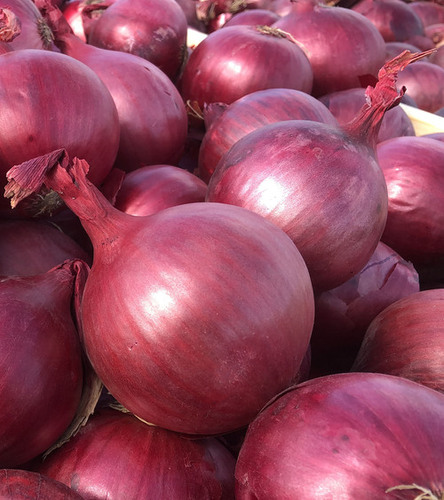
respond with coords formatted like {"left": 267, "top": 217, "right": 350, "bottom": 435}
{"left": 206, "top": 120, "right": 388, "bottom": 292}
{"left": 352, "top": 289, "right": 444, "bottom": 392}
{"left": 32, "top": 408, "right": 236, "bottom": 500}
{"left": 222, "top": 8, "right": 280, "bottom": 27}
{"left": 408, "top": 0, "right": 444, "bottom": 27}
{"left": 235, "top": 372, "right": 444, "bottom": 499}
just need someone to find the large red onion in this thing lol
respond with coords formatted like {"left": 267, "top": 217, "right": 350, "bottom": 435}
{"left": 5, "top": 148, "right": 315, "bottom": 436}
{"left": 32, "top": 408, "right": 236, "bottom": 499}
{"left": 179, "top": 24, "right": 313, "bottom": 108}
{"left": 114, "top": 165, "right": 207, "bottom": 216}
{"left": 376, "top": 135, "right": 444, "bottom": 270}
{"left": 206, "top": 52, "right": 425, "bottom": 291}
{"left": 319, "top": 86, "right": 415, "bottom": 143}
{"left": 0, "top": 260, "right": 87, "bottom": 468}
{"left": 352, "top": 289, "right": 444, "bottom": 393}
{"left": 39, "top": 3, "right": 188, "bottom": 171}
{"left": 235, "top": 372, "right": 444, "bottom": 498}
{"left": 0, "top": 48, "right": 120, "bottom": 218}
{"left": 310, "top": 241, "right": 420, "bottom": 377}
{"left": 87, "top": 0, "right": 188, "bottom": 81}
{"left": 197, "top": 87, "right": 338, "bottom": 183}
{"left": 0, "top": 469, "right": 83, "bottom": 499}
{"left": 272, "top": 0, "right": 387, "bottom": 96}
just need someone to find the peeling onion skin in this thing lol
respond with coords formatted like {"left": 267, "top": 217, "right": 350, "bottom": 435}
{"left": 352, "top": 289, "right": 444, "bottom": 393}
{"left": 32, "top": 408, "right": 237, "bottom": 500}
{"left": 235, "top": 372, "right": 444, "bottom": 499}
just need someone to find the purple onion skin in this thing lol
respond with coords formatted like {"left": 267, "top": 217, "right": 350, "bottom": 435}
{"left": 272, "top": 3, "right": 386, "bottom": 97}
{"left": 310, "top": 241, "right": 420, "bottom": 377}
{"left": 0, "top": 263, "right": 85, "bottom": 468}
{"left": 235, "top": 372, "right": 444, "bottom": 499}
{"left": 319, "top": 87, "right": 415, "bottom": 143}
{"left": 0, "top": 469, "right": 83, "bottom": 499}
{"left": 179, "top": 25, "right": 313, "bottom": 109}
{"left": 377, "top": 136, "right": 444, "bottom": 268}
{"left": 87, "top": 0, "right": 188, "bottom": 81}
{"left": 198, "top": 87, "right": 339, "bottom": 183}
{"left": 206, "top": 120, "right": 388, "bottom": 292}
{"left": 32, "top": 408, "right": 236, "bottom": 499}
{"left": 408, "top": 0, "right": 444, "bottom": 28}
{"left": 222, "top": 8, "right": 280, "bottom": 27}
{"left": 352, "top": 289, "right": 444, "bottom": 392}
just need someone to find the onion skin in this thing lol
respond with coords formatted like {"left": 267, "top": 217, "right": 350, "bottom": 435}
{"left": 272, "top": 2, "right": 386, "bottom": 96}
{"left": 0, "top": 260, "right": 86, "bottom": 468}
{"left": 179, "top": 24, "right": 313, "bottom": 108}
{"left": 0, "top": 49, "right": 120, "bottom": 218}
{"left": 198, "top": 87, "right": 338, "bottom": 183}
{"left": 408, "top": 0, "right": 444, "bottom": 28}
{"left": 32, "top": 408, "right": 236, "bottom": 499}
{"left": 87, "top": 0, "right": 188, "bottom": 81}
{"left": 222, "top": 8, "right": 280, "bottom": 27}
{"left": 0, "top": 469, "right": 83, "bottom": 499}
{"left": 235, "top": 372, "right": 444, "bottom": 499}
{"left": 352, "top": 289, "right": 444, "bottom": 393}
{"left": 61, "top": 0, "right": 86, "bottom": 41}
{"left": 114, "top": 165, "right": 207, "bottom": 216}
{"left": 377, "top": 136, "right": 444, "bottom": 268}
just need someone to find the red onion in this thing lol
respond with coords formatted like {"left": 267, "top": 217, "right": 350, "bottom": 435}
{"left": 198, "top": 87, "right": 338, "bottom": 183}
{"left": 0, "top": 219, "right": 91, "bottom": 276}
{"left": 310, "top": 241, "right": 420, "bottom": 377}
{"left": 395, "top": 60, "right": 444, "bottom": 113}
{"left": 376, "top": 135, "right": 444, "bottom": 269}
{"left": 222, "top": 8, "right": 280, "bottom": 27}
{"left": 319, "top": 87, "right": 416, "bottom": 143}
{"left": 32, "top": 408, "right": 236, "bottom": 499}
{"left": 384, "top": 40, "right": 421, "bottom": 61}
{"left": 409, "top": 0, "right": 444, "bottom": 28}
{"left": 235, "top": 372, "right": 444, "bottom": 498}
{"left": 61, "top": 0, "right": 86, "bottom": 41}
{"left": 114, "top": 165, "right": 207, "bottom": 216}
{"left": 5, "top": 148, "right": 315, "bottom": 436}
{"left": 0, "top": 260, "right": 87, "bottom": 467}
{"left": 40, "top": 3, "right": 188, "bottom": 171}
{"left": 0, "top": 469, "right": 83, "bottom": 499}
{"left": 0, "top": 48, "right": 120, "bottom": 218}
{"left": 272, "top": 0, "right": 386, "bottom": 96}
{"left": 352, "top": 289, "right": 444, "bottom": 393}
{"left": 179, "top": 24, "right": 313, "bottom": 109}
{"left": 425, "top": 23, "right": 444, "bottom": 46}
{"left": 206, "top": 52, "right": 426, "bottom": 291}
{"left": 87, "top": 0, "right": 188, "bottom": 81}
{"left": 429, "top": 43, "right": 444, "bottom": 68}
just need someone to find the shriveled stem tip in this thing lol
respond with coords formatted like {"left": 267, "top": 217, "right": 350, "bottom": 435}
{"left": 0, "top": 8, "right": 22, "bottom": 43}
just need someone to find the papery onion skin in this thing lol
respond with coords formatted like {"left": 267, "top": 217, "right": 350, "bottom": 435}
{"left": 0, "top": 49, "right": 120, "bottom": 218}
{"left": 0, "top": 469, "right": 83, "bottom": 499}
{"left": 198, "top": 87, "right": 338, "bottom": 183}
{"left": 0, "top": 261, "right": 86, "bottom": 468}
{"left": 179, "top": 24, "right": 314, "bottom": 109}
{"left": 114, "top": 165, "right": 207, "bottom": 216}
{"left": 272, "top": 1, "right": 387, "bottom": 96}
{"left": 352, "top": 289, "right": 444, "bottom": 392}
{"left": 32, "top": 408, "right": 236, "bottom": 499}
{"left": 235, "top": 372, "right": 444, "bottom": 499}
{"left": 377, "top": 136, "right": 444, "bottom": 268}
{"left": 222, "top": 8, "right": 280, "bottom": 27}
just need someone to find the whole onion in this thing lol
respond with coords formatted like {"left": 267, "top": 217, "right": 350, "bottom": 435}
{"left": 87, "top": 0, "right": 188, "bottom": 81}
{"left": 310, "top": 241, "right": 419, "bottom": 377}
{"left": 409, "top": 0, "right": 444, "bottom": 28}
{"left": 32, "top": 408, "right": 236, "bottom": 499}
{"left": 0, "top": 48, "right": 120, "bottom": 218}
{"left": 206, "top": 52, "right": 425, "bottom": 291}
{"left": 272, "top": 0, "right": 387, "bottom": 96}
{"left": 0, "top": 469, "right": 83, "bottom": 499}
{"left": 319, "top": 87, "right": 415, "bottom": 143}
{"left": 114, "top": 165, "right": 207, "bottom": 216}
{"left": 198, "top": 87, "right": 338, "bottom": 183}
{"left": 352, "top": 289, "right": 444, "bottom": 393}
{"left": 40, "top": 3, "right": 188, "bottom": 171}
{"left": 5, "top": 148, "right": 315, "bottom": 436}
{"left": 235, "top": 372, "right": 444, "bottom": 499}
{"left": 0, "top": 260, "right": 87, "bottom": 468}
{"left": 376, "top": 135, "right": 444, "bottom": 269}
{"left": 179, "top": 24, "right": 313, "bottom": 108}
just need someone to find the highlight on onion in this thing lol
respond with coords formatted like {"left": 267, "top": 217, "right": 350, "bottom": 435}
{"left": 5, "top": 148, "right": 315, "bottom": 436}
{"left": 31, "top": 407, "right": 237, "bottom": 499}
{"left": 179, "top": 24, "right": 314, "bottom": 109}
{"left": 235, "top": 372, "right": 444, "bottom": 499}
